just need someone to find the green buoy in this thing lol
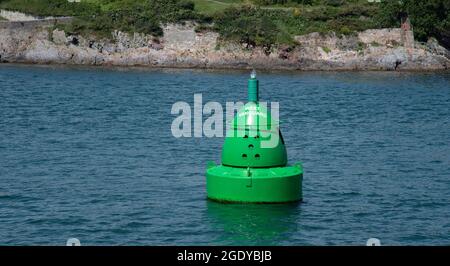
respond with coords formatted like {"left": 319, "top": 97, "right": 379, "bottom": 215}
{"left": 206, "top": 70, "right": 303, "bottom": 203}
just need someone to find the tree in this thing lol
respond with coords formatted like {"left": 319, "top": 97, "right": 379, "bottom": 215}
{"left": 378, "top": 0, "right": 450, "bottom": 49}
{"left": 214, "top": 6, "right": 280, "bottom": 53}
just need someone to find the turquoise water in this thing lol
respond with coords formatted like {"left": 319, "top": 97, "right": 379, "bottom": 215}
{"left": 0, "top": 64, "right": 449, "bottom": 245}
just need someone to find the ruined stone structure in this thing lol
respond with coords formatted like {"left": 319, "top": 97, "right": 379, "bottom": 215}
{"left": 401, "top": 16, "right": 415, "bottom": 49}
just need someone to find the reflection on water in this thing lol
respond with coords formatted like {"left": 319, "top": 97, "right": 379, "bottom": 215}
{"left": 206, "top": 201, "right": 301, "bottom": 245}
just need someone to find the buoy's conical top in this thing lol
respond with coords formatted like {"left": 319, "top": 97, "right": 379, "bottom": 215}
{"left": 248, "top": 69, "right": 259, "bottom": 102}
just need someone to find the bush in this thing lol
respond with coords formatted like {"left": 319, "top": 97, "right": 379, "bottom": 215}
{"left": 321, "top": 46, "right": 331, "bottom": 53}
{"left": 179, "top": 0, "right": 195, "bottom": 11}
{"left": 215, "top": 7, "right": 272, "bottom": 47}
{"left": 251, "top": 0, "right": 313, "bottom": 5}
{"left": 213, "top": 6, "right": 294, "bottom": 50}
{"left": 3, "top": 0, "right": 447, "bottom": 50}
{"left": 0, "top": 0, "right": 208, "bottom": 37}
{"left": 0, "top": 0, "right": 100, "bottom": 16}
{"left": 325, "top": 0, "right": 344, "bottom": 7}
{"left": 377, "top": 0, "right": 450, "bottom": 48}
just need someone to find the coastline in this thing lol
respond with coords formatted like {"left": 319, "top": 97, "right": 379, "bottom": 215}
{"left": 1, "top": 19, "right": 449, "bottom": 71}
{"left": 3, "top": 62, "right": 449, "bottom": 74}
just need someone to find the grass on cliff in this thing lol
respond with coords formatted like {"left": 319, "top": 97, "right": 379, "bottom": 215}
{"left": 0, "top": 0, "right": 210, "bottom": 37}
{"left": 0, "top": 0, "right": 448, "bottom": 49}
{"left": 192, "top": 0, "right": 242, "bottom": 15}
{"left": 0, "top": 0, "right": 381, "bottom": 43}
{"left": 0, "top": 0, "right": 97, "bottom": 16}
{"left": 0, "top": 0, "right": 382, "bottom": 42}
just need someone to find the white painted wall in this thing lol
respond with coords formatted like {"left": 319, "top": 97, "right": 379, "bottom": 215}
{"left": 0, "top": 9, "right": 54, "bottom": 21}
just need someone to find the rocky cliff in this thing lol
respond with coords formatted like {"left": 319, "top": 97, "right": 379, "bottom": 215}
{"left": 0, "top": 16, "right": 449, "bottom": 70}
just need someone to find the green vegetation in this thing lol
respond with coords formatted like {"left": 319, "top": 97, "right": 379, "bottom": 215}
{"left": 356, "top": 41, "right": 365, "bottom": 52}
{"left": 321, "top": 46, "right": 331, "bottom": 53}
{"left": 192, "top": 0, "right": 241, "bottom": 15}
{"left": 211, "top": 1, "right": 380, "bottom": 47}
{"left": 0, "top": 0, "right": 207, "bottom": 37}
{"left": 370, "top": 41, "right": 380, "bottom": 47}
{"left": 0, "top": 0, "right": 448, "bottom": 49}
{"left": 0, "top": 0, "right": 97, "bottom": 16}
{"left": 377, "top": 0, "right": 449, "bottom": 49}
{"left": 213, "top": 6, "right": 290, "bottom": 51}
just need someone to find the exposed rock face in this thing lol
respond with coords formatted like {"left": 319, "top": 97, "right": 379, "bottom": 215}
{"left": 293, "top": 31, "right": 449, "bottom": 70}
{"left": 0, "top": 19, "right": 449, "bottom": 70}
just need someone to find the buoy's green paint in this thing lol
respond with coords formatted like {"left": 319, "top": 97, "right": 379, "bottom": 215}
{"left": 206, "top": 71, "right": 303, "bottom": 203}
{"left": 247, "top": 78, "right": 259, "bottom": 102}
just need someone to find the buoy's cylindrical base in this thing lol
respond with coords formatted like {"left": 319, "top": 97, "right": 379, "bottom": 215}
{"left": 206, "top": 165, "right": 302, "bottom": 203}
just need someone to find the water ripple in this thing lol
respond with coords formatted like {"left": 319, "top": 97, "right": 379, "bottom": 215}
{"left": 0, "top": 65, "right": 449, "bottom": 245}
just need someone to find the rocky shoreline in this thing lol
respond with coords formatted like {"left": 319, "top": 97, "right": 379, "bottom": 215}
{"left": 0, "top": 11, "right": 449, "bottom": 71}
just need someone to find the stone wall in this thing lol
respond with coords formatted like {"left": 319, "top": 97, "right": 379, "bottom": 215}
{"left": 162, "top": 23, "right": 218, "bottom": 51}
{"left": 402, "top": 30, "right": 415, "bottom": 49}
{"left": 357, "top": 28, "right": 403, "bottom": 46}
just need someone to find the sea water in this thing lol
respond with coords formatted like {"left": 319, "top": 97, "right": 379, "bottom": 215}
{"left": 0, "top": 64, "right": 449, "bottom": 245}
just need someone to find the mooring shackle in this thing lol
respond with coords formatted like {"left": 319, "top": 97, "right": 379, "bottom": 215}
{"left": 246, "top": 166, "right": 253, "bottom": 187}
